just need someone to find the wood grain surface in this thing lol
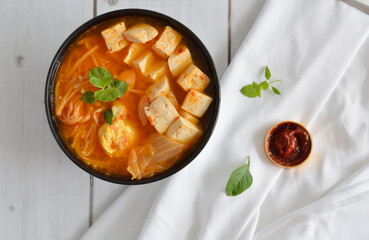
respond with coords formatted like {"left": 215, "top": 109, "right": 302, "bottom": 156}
{"left": 0, "top": 0, "right": 265, "bottom": 239}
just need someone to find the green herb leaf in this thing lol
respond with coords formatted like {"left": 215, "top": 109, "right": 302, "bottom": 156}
{"left": 259, "top": 81, "right": 269, "bottom": 90}
{"left": 94, "top": 88, "right": 118, "bottom": 102}
{"left": 253, "top": 81, "right": 261, "bottom": 97}
{"left": 226, "top": 156, "right": 253, "bottom": 196}
{"left": 265, "top": 66, "right": 271, "bottom": 80}
{"left": 240, "top": 66, "right": 282, "bottom": 99}
{"left": 270, "top": 80, "right": 283, "bottom": 84}
{"left": 108, "top": 80, "right": 129, "bottom": 98}
{"left": 89, "top": 67, "right": 114, "bottom": 89}
{"left": 104, "top": 109, "right": 113, "bottom": 125}
{"left": 240, "top": 84, "right": 259, "bottom": 98}
{"left": 81, "top": 91, "right": 96, "bottom": 104}
{"left": 272, "top": 86, "right": 281, "bottom": 95}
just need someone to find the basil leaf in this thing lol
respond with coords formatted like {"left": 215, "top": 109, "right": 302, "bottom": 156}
{"left": 94, "top": 88, "right": 118, "bottom": 102}
{"left": 104, "top": 109, "right": 113, "bottom": 125}
{"left": 240, "top": 84, "right": 259, "bottom": 98}
{"left": 108, "top": 80, "right": 129, "bottom": 98}
{"left": 253, "top": 81, "right": 261, "bottom": 97}
{"left": 272, "top": 86, "right": 281, "bottom": 95}
{"left": 81, "top": 91, "right": 96, "bottom": 104}
{"left": 226, "top": 156, "right": 253, "bottom": 196}
{"left": 259, "top": 81, "right": 269, "bottom": 90}
{"left": 265, "top": 66, "right": 271, "bottom": 80}
{"left": 89, "top": 67, "right": 114, "bottom": 89}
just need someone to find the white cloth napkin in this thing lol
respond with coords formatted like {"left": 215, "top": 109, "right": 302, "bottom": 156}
{"left": 255, "top": 162, "right": 369, "bottom": 240}
{"left": 255, "top": 36, "right": 369, "bottom": 234}
{"left": 82, "top": 0, "right": 369, "bottom": 239}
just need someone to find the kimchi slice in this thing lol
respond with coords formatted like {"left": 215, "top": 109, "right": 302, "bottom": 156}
{"left": 127, "top": 134, "right": 184, "bottom": 180}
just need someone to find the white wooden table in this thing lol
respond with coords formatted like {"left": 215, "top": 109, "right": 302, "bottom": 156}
{"left": 0, "top": 0, "right": 266, "bottom": 239}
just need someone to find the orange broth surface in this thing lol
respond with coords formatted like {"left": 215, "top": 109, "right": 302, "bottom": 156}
{"left": 54, "top": 17, "right": 208, "bottom": 178}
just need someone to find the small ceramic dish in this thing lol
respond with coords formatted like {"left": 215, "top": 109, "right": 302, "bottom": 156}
{"left": 265, "top": 121, "right": 312, "bottom": 168}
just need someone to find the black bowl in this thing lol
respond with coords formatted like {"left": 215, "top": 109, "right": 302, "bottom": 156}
{"left": 45, "top": 9, "right": 220, "bottom": 185}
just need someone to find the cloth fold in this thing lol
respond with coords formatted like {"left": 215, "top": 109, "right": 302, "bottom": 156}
{"left": 255, "top": 36, "right": 369, "bottom": 234}
{"left": 255, "top": 163, "right": 369, "bottom": 240}
{"left": 82, "top": 0, "right": 369, "bottom": 239}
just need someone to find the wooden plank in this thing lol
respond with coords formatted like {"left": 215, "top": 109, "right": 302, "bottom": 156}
{"left": 230, "top": 0, "right": 268, "bottom": 58}
{"left": 96, "top": 0, "right": 228, "bottom": 77}
{"left": 92, "top": 0, "right": 228, "bottom": 223}
{"left": 91, "top": 177, "right": 129, "bottom": 223}
{"left": 0, "top": 1, "right": 93, "bottom": 239}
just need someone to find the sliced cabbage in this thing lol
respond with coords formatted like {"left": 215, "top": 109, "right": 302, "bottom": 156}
{"left": 127, "top": 134, "right": 184, "bottom": 180}
{"left": 149, "top": 134, "right": 184, "bottom": 165}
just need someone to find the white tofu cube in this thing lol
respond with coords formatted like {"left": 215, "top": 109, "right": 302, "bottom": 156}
{"left": 166, "top": 117, "right": 202, "bottom": 144}
{"left": 146, "top": 76, "right": 170, "bottom": 102}
{"left": 133, "top": 51, "right": 155, "bottom": 75}
{"left": 146, "top": 61, "right": 167, "bottom": 81}
{"left": 181, "top": 90, "right": 213, "bottom": 117}
{"left": 144, "top": 96, "right": 179, "bottom": 134}
{"left": 152, "top": 26, "right": 182, "bottom": 59}
{"left": 177, "top": 64, "right": 210, "bottom": 91}
{"left": 123, "top": 23, "right": 158, "bottom": 43}
{"left": 179, "top": 109, "right": 199, "bottom": 124}
{"left": 166, "top": 91, "right": 179, "bottom": 110}
{"left": 168, "top": 45, "right": 193, "bottom": 77}
{"left": 124, "top": 43, "right": 146, "bottom": 64}
{"left": 101, "top": 22, "right": 129, "bottom": 53}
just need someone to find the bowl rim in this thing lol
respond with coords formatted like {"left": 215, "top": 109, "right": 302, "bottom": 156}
{"left": 264, "top": 121, "right": 313, "bottom": 168}
{"left": 44, "top": 9, "right": 220, "bottom": 185}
